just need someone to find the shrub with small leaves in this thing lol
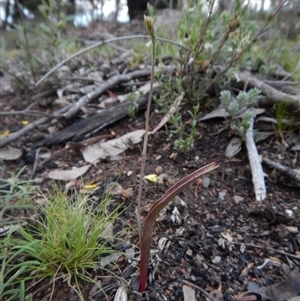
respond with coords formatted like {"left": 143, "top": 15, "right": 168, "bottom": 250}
{"left": 220, "top": 88, "right": 261, "bottom": 138}
{"left": 128, "top": 85, "right": 143, "bottom": 118}
{"left": 177, "top": 0, "right": 258, "bottom": 101}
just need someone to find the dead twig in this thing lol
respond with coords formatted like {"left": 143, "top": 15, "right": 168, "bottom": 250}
{"left": 35, "top": 35, "right": 190, "bottom": 86}
{"left": 62, "top": 67, "right": 173, "bottom": 120}
{"left": 245, "top": 118, "right": 266, "bottom": 201}
{"left": 30, "top": 147, "right": 43, "bottom": 179}
{"left": 231, "top": 242, "right": 300, "bottom": 260}
{"left": 0, "top": 104, "right": 72, "bottom": 148}
{"left": 0, "top": 110, "right": 48, "bottom": 116}
{"left": 238, "top": 71, "right": 300, "bottom": 108}
{"left": 262, "top": 157, "right": 300, "bottom": 184}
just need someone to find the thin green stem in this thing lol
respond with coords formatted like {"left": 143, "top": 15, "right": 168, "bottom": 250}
{"left": 136, "top": 17, "right": 156, "bottom": 242}
{"left": 16, "top": 0, "right": 36, "bottom": 82}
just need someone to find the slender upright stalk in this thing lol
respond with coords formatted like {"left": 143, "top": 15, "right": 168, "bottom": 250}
{"left": 15, "top": 0, "right": 36, "bottom": 82}
{"left": 136, "top": 16, "right": 156, "bottom": 241}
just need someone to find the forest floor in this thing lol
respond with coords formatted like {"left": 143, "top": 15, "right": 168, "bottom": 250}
{"left": 1, "top": 18, "right": 300, "bottom": 301}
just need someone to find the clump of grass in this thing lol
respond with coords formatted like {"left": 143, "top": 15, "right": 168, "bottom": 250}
{"left": 1, "top": 186, "right": 123, "bottom": 301}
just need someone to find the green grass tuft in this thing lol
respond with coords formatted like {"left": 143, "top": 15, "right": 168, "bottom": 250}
{"left": 1, "top": 185, "right": 124, "bottom": 301}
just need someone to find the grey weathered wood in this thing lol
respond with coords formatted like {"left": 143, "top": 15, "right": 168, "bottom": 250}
{"left": 32, "top": 88, "right": 157, "bottom": 148}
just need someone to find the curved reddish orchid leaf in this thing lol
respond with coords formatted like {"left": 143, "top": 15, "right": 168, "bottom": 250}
{"left": 139, "top": 159, "right": 228, "bottom": 292}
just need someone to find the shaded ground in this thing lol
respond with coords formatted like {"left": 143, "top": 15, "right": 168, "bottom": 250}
{"left": 1, "top": 19, "right": 300, "bottom": 301}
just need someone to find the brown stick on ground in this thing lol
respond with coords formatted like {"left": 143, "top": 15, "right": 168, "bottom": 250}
{"left": 262, "top": 157, "right": 300, "bottom": 185}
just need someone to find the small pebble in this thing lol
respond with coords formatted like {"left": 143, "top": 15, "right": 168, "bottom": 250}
{"left": 169, "top": 152, "right": 177, "bottom": 159}
{"left": 233, "top": 195, "right": 244, "bottom": 204}
{"left": 191, "top": 275, "right": 196, "bottom": 281}
{"left": 186, "top": 248, "right": 193, "bottom": 256}
{"left": 212, "top": 256, "right": 222, "bottom": 264}
{"left": 155, "top": 155, "right": 162, "bottom": 160}
{"left": 202, "top": 176, "right": 210, "bottom": 188}
{"left": 106, "top": 182, "right": 123, "bottom": 196}
{"left": 211, "top": 225, "right": 222, "bottom": 233}
{"left": 195, "top": 254, "right": 203, "bottom": 263}
{"left": 285, "top": 226, "right": 298, "bottom": 233}
{"left": 158, "top": 173, "right": 169, "bottom": 184}
{"left": 182, "top": 285, "right": 196, "bottom": 301}
{"left": 218, "top": 189, "right": 227, "bottom": 201}
{"left": 155, "top": 166, "right": 164, "bottom": 175}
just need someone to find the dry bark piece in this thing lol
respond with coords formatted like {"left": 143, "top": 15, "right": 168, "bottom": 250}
{"left": 149, "top": 92, "right": 184, "bottom": 135}
{"left": 261, "top": 267, "right": 300, "bottom": 301}
{"left": 225, "top": 137, "right": 242, "bottom": 158}
{"left": 32, "top": 91, "right": 151, "bottom": 148}
{"left": 245, "top": 118, "right": 266, "bottom": 201}
{"left": 0, "top": 146, "right": 22, "bottom": 160}
{"left": 79, "top": 130, "right": 145, "bottom": 163}
{"left": 47, "top": 164, "right": 91, "bottom": 181}
{"left": 114, "top": 286, "right": 127, "bottom": 301}
{"left": 121, "top": 187, "right": 133, "bottom": 199}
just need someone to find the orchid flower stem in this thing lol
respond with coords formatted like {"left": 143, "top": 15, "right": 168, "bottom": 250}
{"left": 136, "top": 16, "right": 156, "bottom": 242}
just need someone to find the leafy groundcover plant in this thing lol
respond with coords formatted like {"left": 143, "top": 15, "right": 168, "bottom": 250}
{"left": 1, "top": 186, "right": 123, "bottom": 301}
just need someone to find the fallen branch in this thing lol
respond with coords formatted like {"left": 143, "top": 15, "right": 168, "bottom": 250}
{"left": 238, "top": 71, "right": 300, "bottom": 108}
{"left": 62, "top": 67, "right": 173, "bottom": 120}
{"left": 231, "top": 241, "right": 300, "bottom": 260}
{"left": 245, "top": 118, "right": 266, "bottom": 201}
{"left": 264, "top": 80, "right": 300, "bottom": 95}
{"left": 32, "top": 83, "right": 159, "bottom": 148}
{"left": 0, "top": 104, "right": 72, "bottom": 148}
{"left": 262, "top": 157, "right": 300, "bottom": 185}
{"left": 213, "top": 65, "right": 299, "bottom": 108}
